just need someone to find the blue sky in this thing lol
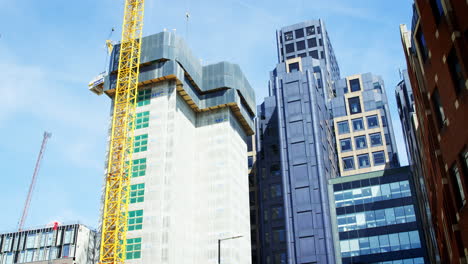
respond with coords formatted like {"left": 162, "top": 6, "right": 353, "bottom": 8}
{"left": 0, "top": 0, "right": 413, "bottom": 231}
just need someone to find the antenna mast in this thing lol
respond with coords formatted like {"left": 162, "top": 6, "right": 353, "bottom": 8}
{"left": 18, "top": 132, "right": 52, "bottom": 231}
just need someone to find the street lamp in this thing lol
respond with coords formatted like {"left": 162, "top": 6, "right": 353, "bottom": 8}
{"left": 218, "top": 235, "right": 243, "bottom": 264}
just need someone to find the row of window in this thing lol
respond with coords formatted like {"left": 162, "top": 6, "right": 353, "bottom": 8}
{"left": 283, "top": 26, "right": 321, "bottom": 41}
{"left": 0, "top": 245, "right": 72, "bottom": 264}
{"left": 337, "top": 115, "right": 383, "bottom": 135}
{"left": 334, "top": 180, "right": 412, "bottom": 208}
{"left": 284, "top": 38, "right": 323, "bottom": 54}
{"left": 340, "top": 230, "right": 421, "bottom": 257}
{"left": 1, "top": 229, "right": 75, "bottom": 253}
{"left": 337, "top": 205, "right": 416, "bottom": 232}
{"left": 342, "top": 151, "right": 386, "bottom": 171}
{"left": 371, "top": 257, "right": 425, "bottom": 264}
{"left": 340, "top": 133, "right": 384, "bottom": 152}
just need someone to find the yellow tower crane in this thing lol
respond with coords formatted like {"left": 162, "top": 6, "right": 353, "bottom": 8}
{"left": 94, "top": 0, "right": 145, "bottom": 263}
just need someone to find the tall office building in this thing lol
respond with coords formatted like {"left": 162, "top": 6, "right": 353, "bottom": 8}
{"left": 396, "top": 70, "right": 440, "bottom": 263}
{"left": 329, "top": 167, "right": 429, "bottom": 264}
{"left": 256, "top": 20, "right": 340, "bottom": 264}
{"left": 98, "top": 31, "right": 255, "bottom": 264}
{"left": 0, "top": 223, "right": 97, "bottom": 264}
{"left": 276, "top": 20, "right": 341, "bottom": 93}
{"left": 331, "top": 73, "right": 399, "bottom": 177}
{"left": 400, "top": 0, "right": 468, "bottom": 262}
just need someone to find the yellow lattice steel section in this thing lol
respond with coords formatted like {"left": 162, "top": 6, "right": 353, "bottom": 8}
{"left": 100, "top": 0, "right": 145, "bottom": 263}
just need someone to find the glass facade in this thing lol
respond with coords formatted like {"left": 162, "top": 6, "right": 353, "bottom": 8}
{"left": 334, "top": 180, "right": 412, "bottom": 208}
{"left": 337, "top": 205, "right": 416, "bottom": 232}
{"left": 340, "top": 231, "right": 421, "bottom": 257}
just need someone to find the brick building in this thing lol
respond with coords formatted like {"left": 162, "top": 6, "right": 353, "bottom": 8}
{"left": 399, "top": 0, "right": 468, "bottom": 263}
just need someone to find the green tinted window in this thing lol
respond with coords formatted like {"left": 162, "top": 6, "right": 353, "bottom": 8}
{"left": 128, "top": 210, "right": 143, "bottom": 231}
{"left": 126, "top": 238, "right": 142, "bottom": 259}
{"left": 137, "top": 89, "right": 151, "bottom": 107}
{"left": 134, "top": 134, "right": 148, "bottom": 153}
{"left": 130, "top": 183, "right": 145, "bottom": 203}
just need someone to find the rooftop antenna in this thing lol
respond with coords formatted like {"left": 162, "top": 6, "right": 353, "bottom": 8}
{"left": 185, "top": 12, "right": 190, "bottom": 41}
{"left": 18, "top": 132, "right": 52, "bottom": 231}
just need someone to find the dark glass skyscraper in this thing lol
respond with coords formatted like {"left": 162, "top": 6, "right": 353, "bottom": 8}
{"left": 256, "top": 20, "right": 340, "bottom": 264}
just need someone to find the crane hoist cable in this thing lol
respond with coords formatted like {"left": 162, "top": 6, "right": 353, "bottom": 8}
{"left": 99, "top": 0, "right": 145, "bottom": 263}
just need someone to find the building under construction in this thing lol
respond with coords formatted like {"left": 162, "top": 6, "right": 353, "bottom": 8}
{"left": 92, "top": 31, "right": 256, "bottom": 263}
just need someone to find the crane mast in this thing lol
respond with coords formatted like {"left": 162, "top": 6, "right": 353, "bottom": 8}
{"left": 18, "top": 132, "right": 52, "bottom": 232}
{"left": 99, "top": 0, "right": 145, "bottom": 263}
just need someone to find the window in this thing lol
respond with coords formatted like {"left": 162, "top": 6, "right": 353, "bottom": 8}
{"left": 385, "top": 134, "right": 391, "bottom": 145}
{"left": 272, "top": 229, "right": 286, "bottom": 243}
{"left": 337, "top": 121, "right": 350, "bottom": 134}
{"left": 296, "top": 40, "right": 305, "bottom": 51}
{"left": 430, "top": 0, "right": 444, "bottom": 24}
{"left": 451, "top": 164, "right": 466, "bottom": 209}
{"left": 321, "top": 51, "right": 325, "bottom": 59}
{"left": 131, "top": 158, "right": 147, "bottom": 177}
{"left": 355, "top": 136, "right": 367, "bottom": 149}
{"left": 307, "top": 38, "right": 317, "bottom": 48}
{"left": 373, "top": 151, "right": 386, "bottom": 165}
{"left": 319, "top": 38, "right": 323, "bottom": 46}
{"left": 248, "top": 156, "right": 253, "bottom": 168}
{"left": 309, "top": 50, "right": 318, "bottom": 59}
{"left": 350, "top": 78, "right": 360, "bottom": 92}
{"left": 126, "top": 238, "right": 142, "bottom": 259}
{"left": 285, "top": 43, "right": 295, "bottom": 53}
{"left": 284, "top": 31, "right": 293, "bottom": 41}
{"left": 306, "top": 26, "right": 315, "bottom": 35}
{"left": 128, "top": 210, "right": 143, "bottom": 231}
{"left": 317, "top": 26, "right": 321, "bottom": 34}
{"left": 134, "top": 134, "right": 148, "bottom": 153}
{"left": 408, "top": 231, "right": 421, "bottom": 248}
{"left": 137, "top": 89, "right": 151, "bottom": 107}
{"left": 367, "top": 115, "right": 379, "bottom": 128}
{"left": 289, "top": 62, "right": 300, "bottom": 72}
{"left": 343, "top": 156, "right": 355, "bottom": 170}
{"left": 448, "top": 48, "right": 465, "bottom": 94}
{"left": 381, "top": 115, "right": 387, "bottom": 127}
{"left": 352, "top": 118, "right": 364, "bottom": 131}
{"left": 295, "top": 28, "right": 304, "bottom": 38}
{"left": 130, "top": 183, "right": 145, "bottom": 204}
{"left": 416, "top": 28, "right": 428, "bottom": 62}
{"left": 135, "top": 111, "right": 150, "bottom": 129}
{"left": 370, "top": 133, "right": 383, "bottom": 146}
{"left": 432, "top": 88, "right": 446, "bottom": 129}
{"left": 298, "top": 53, "right": 306, "bottom": 58}
{"left": 271, "top": 206, "right": 284, "bottom": 220}
{"left": 405, "top": 205, "right": 416, "bottom": 222}
{"left": 348, "top": 97, "right": 362, "bottom": 115}
{"left": 270, "top": 184, "right": 282, "bottom": 198}
{"left": 270, "top": 164, "right": 281, "bottom": 177}
{"left": 358, "top": 154, "right": 370, "bottom": 168}
{"left": 340, "top": 138, "right": 352, "bottom": 152}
